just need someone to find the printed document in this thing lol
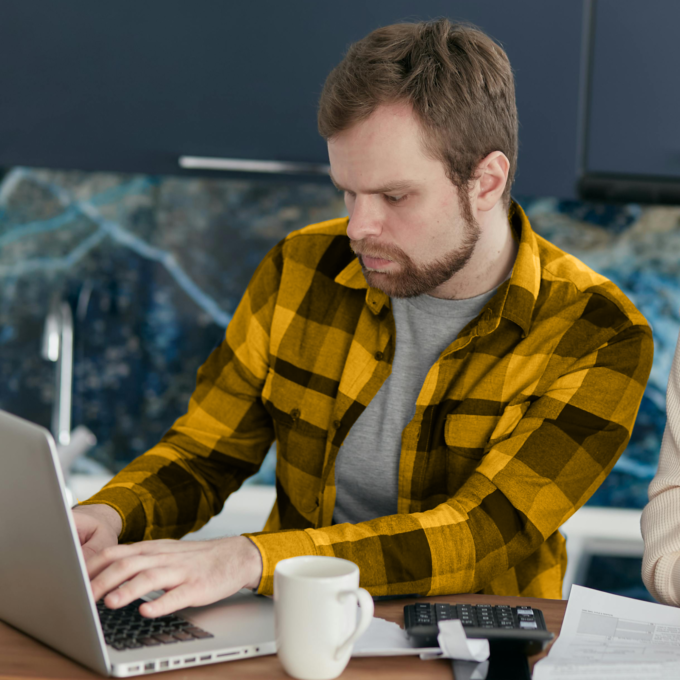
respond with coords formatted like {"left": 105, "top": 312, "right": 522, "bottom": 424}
{"left": 534, "top": 585, "right": 680, "bottom": 679}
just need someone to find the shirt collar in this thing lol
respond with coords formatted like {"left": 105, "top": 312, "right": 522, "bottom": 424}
{"left": 499, "top": 200, "right": 541, "bottom": 338}
{"left": 333, "top": 200, "right": 541, "bottom": 329}
{"left": 334, "top": 228, "right": 391, "bottom": 315}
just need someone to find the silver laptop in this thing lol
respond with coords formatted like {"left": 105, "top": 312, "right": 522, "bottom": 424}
{"left": 0, "top": 409, "right": 276, "bottom": 676}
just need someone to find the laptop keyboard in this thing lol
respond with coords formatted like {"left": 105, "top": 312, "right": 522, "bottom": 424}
{"left": 97, "top": 599, "right": 214, "bottom": 651}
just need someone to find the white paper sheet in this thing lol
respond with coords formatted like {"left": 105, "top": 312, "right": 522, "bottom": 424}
{"left": 533, "top": 585, "right": 680, "bottom": 679}
{"left": 352, "top": 616, "right": 437, "bottom": 656}
{"left": 420, "top": 620, "right": 490, "bottom": 662}
{"left": 352, "top": 616, "right": 489, "bottom": 661}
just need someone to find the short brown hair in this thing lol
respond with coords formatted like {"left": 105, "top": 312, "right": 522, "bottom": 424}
{"left": 318, "top": 19, "right": 518, "bottom": 211}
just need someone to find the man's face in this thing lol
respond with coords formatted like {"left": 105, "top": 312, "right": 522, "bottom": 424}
{"left": 327, "top": 102, "right": 480, "bottom": 299}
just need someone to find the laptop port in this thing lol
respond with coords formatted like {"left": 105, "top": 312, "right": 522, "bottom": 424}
{"left": 144, "top": 662, "right": 155, "bottom": 672}
{"left": 159, "top": 661, "right": 169, "bottom": 669}
{"left": 199, "top": 655, "right": 211, "bottom": 661}
{"left": 216, "top": 651, "right": 240, "bottom": 658}
{"left": 185, "top": 657, "right": 196, "bottom": 664}
{"left": 127, "top": 666, "right": 140, "bottom": 672}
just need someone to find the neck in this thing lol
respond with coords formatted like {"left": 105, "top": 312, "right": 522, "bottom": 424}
{"left": 429, "top": 204, "right": 518, "bottom": 300}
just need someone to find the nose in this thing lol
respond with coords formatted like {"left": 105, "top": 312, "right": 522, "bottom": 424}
{"left": 346, "top": 196, "right": 384, "bottom": 242}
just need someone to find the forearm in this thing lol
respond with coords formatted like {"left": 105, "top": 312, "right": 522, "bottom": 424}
{"left": 641, "top": 489, "right": 680, "bottom": 606}
{"left": 642, "top": 332, "right": 680, "bottom": 605}
{"left": 246, "top": 501, "right": 477, "bottom": 597}
{"left": 81, "top": 439, "right": 268, "bottom": 542}
{"left": 642, "top": 393, "right": 680, "bottom": 603}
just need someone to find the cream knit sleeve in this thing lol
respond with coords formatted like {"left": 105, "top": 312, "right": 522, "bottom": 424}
{"left": 641, "top": 332, "right": 680, "bottom": 605}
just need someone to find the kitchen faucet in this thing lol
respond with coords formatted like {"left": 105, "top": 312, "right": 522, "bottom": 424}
{"left": 42, "top": 295, "right": 96, "bottom": 475}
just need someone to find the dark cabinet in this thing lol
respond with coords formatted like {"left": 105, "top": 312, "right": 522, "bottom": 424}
{"left": 587, "top": 0, "right": 680, "bottom": 179}
{"left": 1, "top": 1, "right": 584, "bottom": 197}
{"left": 578, "top": 0, "right": 680, "bottom": 203}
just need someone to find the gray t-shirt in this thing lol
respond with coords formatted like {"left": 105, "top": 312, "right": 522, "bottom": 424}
{"left": 333, "top": 287, "right": 497, "bottom": 525}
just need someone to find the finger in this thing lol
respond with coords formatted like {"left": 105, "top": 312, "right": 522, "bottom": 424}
{"left": 138, "top": 583, "right": 207, "bottom": 618}
{"left": 87, "top": 540, "right": 205, "bottom": 579}
{"left": 87, "top": 543, "right": 139, "bottom": 580}
{"left": 104, "top": 567, "right": 182, "bottom": 613}
{"left": 91, "top": 554, "right": 161, "bottom": 603}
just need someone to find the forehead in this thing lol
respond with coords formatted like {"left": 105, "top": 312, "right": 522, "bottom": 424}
{"left": 327, "top": 103, "right": 445, "bottom": 191}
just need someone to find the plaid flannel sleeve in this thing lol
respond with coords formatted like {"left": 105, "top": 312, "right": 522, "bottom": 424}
{"left": 247, "top": 320, "right": 653, "bottom": 597}
{"left": 79, "top": 243, "right": 283, "bottom": 542}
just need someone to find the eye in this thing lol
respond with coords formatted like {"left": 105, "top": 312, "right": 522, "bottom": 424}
{"left": 385, "top": 194, "right": 406, "bottom": 204}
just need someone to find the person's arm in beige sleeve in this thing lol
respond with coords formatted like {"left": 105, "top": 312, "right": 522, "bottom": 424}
{"left": 642, "top": 333, "right": 680, "bottom": 605}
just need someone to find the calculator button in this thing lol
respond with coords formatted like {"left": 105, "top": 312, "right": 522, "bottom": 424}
{"left": 520, "top": 621, "right": 538, "bottom": 629}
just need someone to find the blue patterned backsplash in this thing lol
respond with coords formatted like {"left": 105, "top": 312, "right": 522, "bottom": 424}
{"left": 1, "top": 167, "right": 678, "bottom": 507}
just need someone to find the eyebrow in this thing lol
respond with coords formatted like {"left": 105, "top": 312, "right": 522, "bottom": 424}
{"left": 329, "top": 173, "right": 417, "bottom": 195}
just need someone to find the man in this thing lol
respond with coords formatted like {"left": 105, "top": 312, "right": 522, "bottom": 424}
{"left": 74, "top": 19, "right": 653, "bottom": 618}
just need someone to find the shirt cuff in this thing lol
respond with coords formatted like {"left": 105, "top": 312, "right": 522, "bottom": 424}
{"left": 78, "top": 486, "right": 147, "bottom": 543}
{"left": 244, "top": 529, "right": 317, "bottom": 596}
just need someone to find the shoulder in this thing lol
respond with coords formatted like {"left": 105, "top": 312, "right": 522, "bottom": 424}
{"left": 534, "top": 232, "right": 650, "bottom": 333}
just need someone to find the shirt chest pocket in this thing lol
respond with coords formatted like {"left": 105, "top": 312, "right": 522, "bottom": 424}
{"left": 261, "top": 368, "right": 334, "bottom": 488}
{"left": 261, "top": 368, "right": 335, "bottom": 438}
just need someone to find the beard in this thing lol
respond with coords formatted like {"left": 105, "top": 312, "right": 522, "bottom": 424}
{"left": 350, "top": 212, "right": 481, "bottom": 299}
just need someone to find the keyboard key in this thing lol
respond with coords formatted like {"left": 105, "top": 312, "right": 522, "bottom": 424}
{"left": 139, "top": 637, "right": 162, "bottom": 646}
{"left": 125, "top": 640, "right": 144, "bottom": 649}
{"left": 173, "top": 631, "right": 195, "bottom": 642}
{"left": 152, "top": 634, "right": 178, "bottom": 644}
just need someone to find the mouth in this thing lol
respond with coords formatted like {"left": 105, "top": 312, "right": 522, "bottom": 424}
{"left": 361, "top": 255, "right": 393, "bottom": 270}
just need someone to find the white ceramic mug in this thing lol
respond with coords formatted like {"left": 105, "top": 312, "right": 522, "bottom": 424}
{"left": 274, "top": 556, "right": 374, "bottom": 680}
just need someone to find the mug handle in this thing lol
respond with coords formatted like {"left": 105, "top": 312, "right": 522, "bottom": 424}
{"left": 334, "top": 587, "right": 374, "bottom": 660}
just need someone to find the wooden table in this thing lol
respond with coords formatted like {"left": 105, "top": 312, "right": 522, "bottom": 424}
{"left": 0, "top": 594, "right": 566, "bottom": 680}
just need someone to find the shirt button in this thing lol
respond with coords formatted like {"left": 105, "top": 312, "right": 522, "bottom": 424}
{"left": 290, "top": 408, "right": 300, "bottom": 420}
{"left": 375, "top": 351, "right": 384, "bottom": 361}
{"left": 333, "top": 420, "right": 342, "bottom": 429}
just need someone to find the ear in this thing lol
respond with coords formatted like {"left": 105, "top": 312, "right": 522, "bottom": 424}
{"left": 471, "top": 151, "right": 510, "bottom": 212}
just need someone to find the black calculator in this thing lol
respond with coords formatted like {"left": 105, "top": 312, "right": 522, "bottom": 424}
{"left": 403, "top": 602, "right": 554, "bottom": 655}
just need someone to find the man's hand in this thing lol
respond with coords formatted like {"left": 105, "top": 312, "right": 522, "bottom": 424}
{"left": 71, "top": 503, "right": 122, "bottom": 561}
{"left": 86, "top": 536, "right": 263, "bottom": 618}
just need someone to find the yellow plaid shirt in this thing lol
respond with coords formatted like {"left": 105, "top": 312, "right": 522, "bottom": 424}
{"left": 83, "top": 201, "right": 653, "bottom": 599}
